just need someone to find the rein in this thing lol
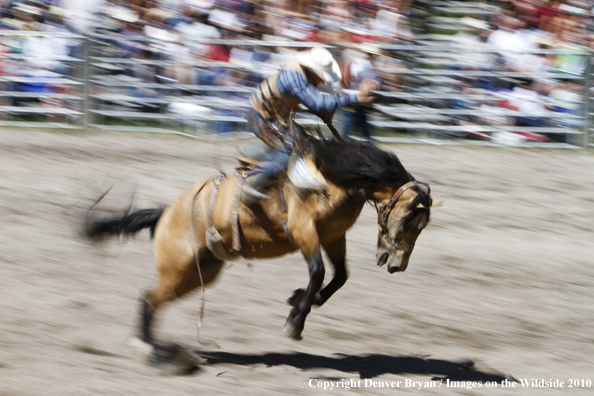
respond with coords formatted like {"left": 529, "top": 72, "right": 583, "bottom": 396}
{"left": 376, "top": 180, "right": 417, "bottom": 248}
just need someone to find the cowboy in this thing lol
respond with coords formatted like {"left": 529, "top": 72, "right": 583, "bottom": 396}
{"left": 243, "top": 47, "right": 377, "bottom": 203}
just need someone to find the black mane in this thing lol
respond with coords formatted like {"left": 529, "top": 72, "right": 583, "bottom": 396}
{"left": 307, "top": 139, "right": 414, "bottom": 191}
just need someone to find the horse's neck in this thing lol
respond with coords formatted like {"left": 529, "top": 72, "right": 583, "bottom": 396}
{"left": 369, "top": 181, "right": 408, "bottom": 205}
{"left": 323, "top": 180, "right": 368, "bottom": 209}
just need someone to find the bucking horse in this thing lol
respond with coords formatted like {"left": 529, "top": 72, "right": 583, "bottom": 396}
{"left": 84, "top": 137, "right": 434, "bottom": 365}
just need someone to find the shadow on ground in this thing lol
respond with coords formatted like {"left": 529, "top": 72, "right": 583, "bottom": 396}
{"left": 197, "top": 351, "right": 516, "bottom": 382}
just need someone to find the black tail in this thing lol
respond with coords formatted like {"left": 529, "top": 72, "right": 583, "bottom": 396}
{"left": 85, "top": 207, "right": 165, "bottom": 241}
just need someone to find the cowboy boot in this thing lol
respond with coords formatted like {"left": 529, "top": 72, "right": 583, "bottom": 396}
{"left": 242, "top": 183, "right": 270, "bottom": 206}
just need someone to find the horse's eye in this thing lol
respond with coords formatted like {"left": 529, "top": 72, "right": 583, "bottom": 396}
{"left": 405, "top": 212, "right": 424, "bottom": 231}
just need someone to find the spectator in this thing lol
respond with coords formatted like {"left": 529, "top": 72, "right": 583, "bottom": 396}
{"left": 124, "top": 49, "right": 163, "bottom": 113}
{"left": 507, "top": 78, "right": 548, "bottom": 127}
{"left": 487, "top": 13, "right": 541, "bottom": 71}
{"left": 371, "top": 0, "right": 414, "bottom": 43}
{"left": 339, "top": 44, "right": 380, "bottom": 142}
{"left": 320, "top": 0, "right": 354, "bottom": 30}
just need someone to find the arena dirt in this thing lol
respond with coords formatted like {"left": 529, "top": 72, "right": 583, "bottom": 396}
{"left": 1, "top": 130, "right": 593, "bottom": 395}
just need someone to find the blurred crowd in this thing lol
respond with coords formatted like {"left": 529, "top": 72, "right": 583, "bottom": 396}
{"left": 1, "top": 0, "right": 594, "bottom": 142}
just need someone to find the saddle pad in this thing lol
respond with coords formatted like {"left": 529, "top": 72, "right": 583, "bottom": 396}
{"left": 288, "top": 154, "right": 327, "bottom": 191}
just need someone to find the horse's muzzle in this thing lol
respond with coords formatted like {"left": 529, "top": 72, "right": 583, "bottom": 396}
{"left": 377, "top": 252, "right": 389, "bottom": 267}
{"left": 376, "top": 249, "right": 409, "bottom": 274}
{"left": 376, "top": 250, "right": 407, "bottom": 273}
{"left": 387, "top": 264, "right": 403, "bottom": 273}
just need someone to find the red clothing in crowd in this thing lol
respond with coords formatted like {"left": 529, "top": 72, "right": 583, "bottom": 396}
{"left": 207, "top": 44, "right": 230, "bottom": 62}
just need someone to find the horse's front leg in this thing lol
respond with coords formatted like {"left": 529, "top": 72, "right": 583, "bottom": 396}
{"left": 284, "top": 224, "right": 325, "bottom": 341}
{"left": 288, "top": 235, "right": 348, "bottom": 308}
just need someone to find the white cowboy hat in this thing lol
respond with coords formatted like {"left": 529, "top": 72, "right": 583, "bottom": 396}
{"left": 296, "top": 47, "right": 341, "bottom": 85}
{"left": 359, "top": 43, "right": 382, "bottom": 56}
{"left": 108, "top": 7, "right": 140, "bottom": 23}
{"left": 13, "top": 4, "right": 42, "bottom": 16}
{"left": 461, "top": 17, "right": 490, "bottom": 30}
{"left": 49, "top": 6, "right": 70, "bottom": 18}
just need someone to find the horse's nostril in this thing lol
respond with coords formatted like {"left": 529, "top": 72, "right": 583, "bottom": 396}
{"left": 377, "top": 252, "right": 389, "bottom": 267}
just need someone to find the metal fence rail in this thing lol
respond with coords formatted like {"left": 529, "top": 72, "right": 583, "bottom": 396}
{"left": 0, "top": 31, "right": 87, "bottom": 129}
{"left": 0, "top": 30, "right": 592, "bottom": 148}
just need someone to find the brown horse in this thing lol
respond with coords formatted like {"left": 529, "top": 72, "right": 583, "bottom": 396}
{"left": 85, "top": 138, "right": 433, "bottom": 360}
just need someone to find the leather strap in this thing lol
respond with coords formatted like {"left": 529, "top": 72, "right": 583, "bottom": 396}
{"left": 266, "top": 76, "right": 281, "bottom": 99}
{"left": 189, "top": 177, "right": 220, "bottom": 348}
{"left": 326, "top": 122, "right": 344, "bottom": 142}
{"left": 379, "top": 181, "right": 416, "bottom": 215}
{"left": 232, "top": 176, "right": 247, "bottom": 256}
{"left": 208, "top": 174, "right": 225, "bottom": 229}
{"left": 378, "top": 180, "right": 417, "bottom": 247}
{"left": 278, "top": 183, "right": 297, "bottom": 248}
{"left": 278, "top": 183, "right": 288, "bottom": 213}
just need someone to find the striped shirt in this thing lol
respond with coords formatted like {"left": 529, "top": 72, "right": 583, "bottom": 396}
{"left": 276, "top": 69, "right": 358, "bottom": 119}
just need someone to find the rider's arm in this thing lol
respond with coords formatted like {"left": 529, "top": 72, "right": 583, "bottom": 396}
{"left": 277, "top": 70, "right": 357, "bottom": 119}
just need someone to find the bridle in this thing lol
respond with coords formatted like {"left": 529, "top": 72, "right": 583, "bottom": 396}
{"left": 376, "top": 180, "right": 419, "bottom": 248}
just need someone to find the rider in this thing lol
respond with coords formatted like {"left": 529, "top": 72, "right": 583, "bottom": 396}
{"left": 243, "top": 47, "right": 377, "bottom": 204}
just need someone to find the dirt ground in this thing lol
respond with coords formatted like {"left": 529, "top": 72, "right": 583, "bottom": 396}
{"left": 1, "top": 129, "right": 593, "bottom": 395}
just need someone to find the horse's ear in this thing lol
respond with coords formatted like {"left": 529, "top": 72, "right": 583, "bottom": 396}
{"left": 416, "top": 198, "right": 444, "bottom": 210}
{"left": 430, "top": 199, "right": 444, "bottom": 207}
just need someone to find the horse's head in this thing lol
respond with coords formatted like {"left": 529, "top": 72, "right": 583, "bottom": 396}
{"left": 374, "top": 181, "right": 432, "bottom": 274}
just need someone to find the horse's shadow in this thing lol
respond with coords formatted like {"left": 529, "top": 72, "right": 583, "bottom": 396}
{"left": 194, "top": 350, "right": 516, "bottom": 382}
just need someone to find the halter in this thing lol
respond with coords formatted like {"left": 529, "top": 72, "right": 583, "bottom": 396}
{"left": 376, "top": 180, "right": 418, "bottom": 248}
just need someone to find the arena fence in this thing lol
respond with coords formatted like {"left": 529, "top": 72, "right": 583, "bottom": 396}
{"left": 0, "top": 30, "right": 592, "bottom": 149}
{"left": 0, "top": 31, "right": 87, "bottom": 130}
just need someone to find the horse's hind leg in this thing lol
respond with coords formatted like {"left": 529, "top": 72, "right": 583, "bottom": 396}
{"left": 130, "top": 248, "right": 224, "bottom": 363}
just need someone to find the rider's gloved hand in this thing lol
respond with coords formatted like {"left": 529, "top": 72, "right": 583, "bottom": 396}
{"left": 322, "top": 113, "right": 334, "bottom": 125}
{"left": 357, "top": 78, "right": 379, "bottom": 104}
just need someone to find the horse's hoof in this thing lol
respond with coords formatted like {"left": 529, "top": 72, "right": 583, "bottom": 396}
{"left": 284, "top": 321, "right": 303, "bottom": 341}
{"left": 287, "top": 289, "right": 324, "bottom": 307}
{"left": 287, "top": 288, "right": 305, "bottom": 307}
{"left": 127, "top": 337, "right": 157, "bottom": 365}
{"left": 154, "top": 343, "right": 203, "bottom": 376}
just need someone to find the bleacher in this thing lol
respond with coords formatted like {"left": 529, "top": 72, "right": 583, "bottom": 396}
{"left": 0, "top": 0, "right": 592, "bottom": 148}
